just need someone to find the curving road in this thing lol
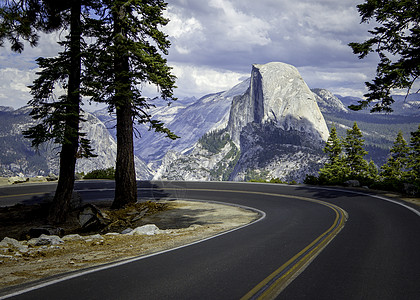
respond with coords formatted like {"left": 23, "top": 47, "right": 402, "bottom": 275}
{"left": 1, "top": 181, "right": 419, "bottom": 299}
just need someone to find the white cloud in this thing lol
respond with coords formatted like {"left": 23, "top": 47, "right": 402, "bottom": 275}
{"left": 168, "top": 63, "right": 248, "bottom": 98}
{"left": 0, "top": 68, "right": 36, "bottom": 108}
{"left": 0, "top": 0, "right": 383, "bottom": 108}
{"left": 165, "top": 11, "right": 203, "bottom": 39}
{"left": 208, "top": 0, "right": 271, "bottom": 46}
{"left": 164, "top": 9, "right": 205, "bottom": 55}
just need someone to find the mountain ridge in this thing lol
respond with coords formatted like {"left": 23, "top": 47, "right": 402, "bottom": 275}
{"left": 1, "top": 61, "right": 419, "bottom": 181}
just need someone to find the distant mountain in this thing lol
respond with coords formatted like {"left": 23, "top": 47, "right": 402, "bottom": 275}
{"left": 94, "top": 80, "right": 249, "bottom": 163}
{"left": 155, "top": 62, "right": 329, "bottom": 182}
{"left": 0, "top": 107, "right": 152, "bottom": 179}
{"left": 335, "top": 93, "right": 420, "bottom": 116}
{"left": 1, "top": 62, "right": 418, "bottom": 182}
{"left": 311, "top": 89, "right": 348, "bottom": 114}
{"left": 335, "top": 94, "right": 362, "bottom": 108}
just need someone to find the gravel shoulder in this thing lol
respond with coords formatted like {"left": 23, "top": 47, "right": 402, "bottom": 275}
{"left": 0, "top": 200, "right": 261, "bottom": 292}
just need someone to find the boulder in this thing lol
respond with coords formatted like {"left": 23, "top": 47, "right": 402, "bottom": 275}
{"left": 121, "top": 228, "right": 133, "bottom": 234}
{"left": 28, "top": 234, "right": 64, "bottom": 246}
{"left": 0, "top": 237, "right": 29, "bottom": 253}
{"left": 62, "top": 234, "right": 84, "bottom": 242}
{"left": 8, "top": 176, "right": 28, "bottom": 184}
{"left": 46, "top": 174, "right": 58, "bottom": 181}
{"left": 84, "top": 234, "right": 103, "bottom": 241}
{"left": 128, "top": 224, "right": 160, "bottom": 236}
{"left": 78, "top": 204, "right": 110, "bottom": 230}
{"left": 28, "top": 176, "right": 47, "bottom": 183}
{"left": 0, "top": 237, "right": 21, "bottom": 248}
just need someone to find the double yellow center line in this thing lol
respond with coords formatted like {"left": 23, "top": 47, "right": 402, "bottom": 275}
{"left": 163, "top": 187, "right": 347, "bottom": 300}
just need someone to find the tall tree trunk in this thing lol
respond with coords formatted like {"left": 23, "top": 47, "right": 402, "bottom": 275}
{"left": 111, "top": 3, "right": 137, "bottom": 209}
{"left": 48, "top": 1, "right": 81, "bottom": 224}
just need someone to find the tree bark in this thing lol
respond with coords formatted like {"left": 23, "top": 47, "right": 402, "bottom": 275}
{"left": 48, "top": 1, "right": 81, "bottom": 224}
{"left": 111, "top": 3, "right": 137, "bottom": 209}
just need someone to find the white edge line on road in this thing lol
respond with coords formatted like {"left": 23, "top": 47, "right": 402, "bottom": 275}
{"left": 0, "top": 199, "right": 266, "bottom": 300}
{"left": 192, "top": 181, "right": 420, "bottom": 217}
{"left": 299, "top": 185, "right": 420, "bottom": 217}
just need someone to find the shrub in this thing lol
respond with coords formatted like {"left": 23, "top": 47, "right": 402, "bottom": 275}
{"left": 304, "top": 175, "right": 319, "bottom": 185}
{"left": 84, "top": 167, "right": 115, "bottom": 179}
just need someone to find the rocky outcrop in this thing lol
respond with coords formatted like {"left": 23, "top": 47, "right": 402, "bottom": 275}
{"left": 154, "top": 62, "right": 329, "bottom": 182}
{"left": 0, "top": 107, "right": 151, "bottom": 179}
{"left": 311, "top": 88, "right": 348, "bottom": 114}
{"left": 95, "top": 79, "right": 249, "bottom": 163}
{"left": 154, "top": 132, "right": 240, "bottom": 181}
{"left": 228, "top": 62, "right": 329, "bottom": 147}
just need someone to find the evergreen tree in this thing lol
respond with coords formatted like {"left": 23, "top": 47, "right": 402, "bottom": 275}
{"left": 343, "top": 122, "right": 369, "bottom": 178}
{"left": 1, "top": 0, "right": 100, "bottom": 223}
{"left": 366, "top": 160, "right": 379, "bottom": 181}
{"left": 84, "top": 0, "right": 177, "bottom": 208}
{"left": 408, "top": 125, "right": 420, "bottom": 179}
{"left": 323, "top": 125, "right": 342, "bottom": 164}
{"left": 0, "top": 0, "right": 64, "bottom": 52}
{"left": 380, "top": 130, "right": 409, "bottom": 180}
{"left": 349, "top": 0, "right": 420, "bottom": 113}
{"left": 318, "top": 124, "right": 346, "bottom": 184}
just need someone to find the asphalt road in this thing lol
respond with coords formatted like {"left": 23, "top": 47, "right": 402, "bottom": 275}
{"left": 1, "top": 181, "right": 419, "bottom": 299}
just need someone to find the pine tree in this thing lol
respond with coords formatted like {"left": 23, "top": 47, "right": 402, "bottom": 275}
{"left": 84, "top": 0, "right": 177, "bottom": 208}
{"left": 349, "top": 0, "right": 420, "bottom": 113}
{"left": 408, "top": 125, "right": 420, "bottom": 180}
{"left": 1, "top": 0, "right": 100, "bottom": 223}
{"left": 343, "top": 122, "right": 369, "bottom": 178}
{"left": 318, "top": 124, "right": 347, "bottom": 184}
{"left": 323, "top": 125, "right": 342, "bottom": 164}
{"left": 380, "top": 131, "right": 409, "bottom": 181}
{"left": 367, "top": 160, "right": 379, "bottom": 181}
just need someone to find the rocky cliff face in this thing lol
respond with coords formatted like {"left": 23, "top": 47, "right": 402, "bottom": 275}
{"left": 95, "top": 79, "right": 249, "bottom": 163}
{"left": 155, "top": 62, "right": 329, "bottom": 182}
{"left": 76, "top": 112, "right": 151, "bottom": 180}
{"left": 0, "top": 107, "right": 151, "bottom": 179}
{"left": 311, "top": 88, "right": 348, "bottom": 114}
{"left": 228, "top": 62, "right": 329, "bottom": 147}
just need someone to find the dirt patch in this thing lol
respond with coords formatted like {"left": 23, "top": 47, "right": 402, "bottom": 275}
{"left": 0, "top": 200, "right": 260, "bottom": 291}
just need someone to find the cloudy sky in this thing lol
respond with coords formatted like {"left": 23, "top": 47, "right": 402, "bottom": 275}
{"left": 0, "top": 0, "right": 379, "bottom": 109}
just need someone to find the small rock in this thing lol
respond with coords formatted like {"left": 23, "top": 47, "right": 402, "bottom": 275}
{"left": 46, "top": 174, "right": 58, "bottom": 181}
{"left": 104, "top": 232, "right": 120, "bottom": 237}
{"left": 28, "top": 234, "right": 64, "bottom": 246}
{"left": 129, "top": 224, "right": 160, "bottom": 236}
{"left": 0, "top": 237, "right": 21, "bottom": 248}
{"left": 0, "top": 237, "right": 28, "bottom": 253}
{"left": 85, "top": 234, "right": 103, "bottom": 240}
{"left": 28, "top": 176, "right": 47, "bottom": 183}
{"left": 8, "top": 176, "right": 28, "bottom": 184}
{"left": 78, "top": 204, "right": 110, "bottom": 229}
{"left": 121, "top": 228, "right": 133, "bottom": 234}
{"left": 62, "top": 234, "right": 84, "bottom": 242}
